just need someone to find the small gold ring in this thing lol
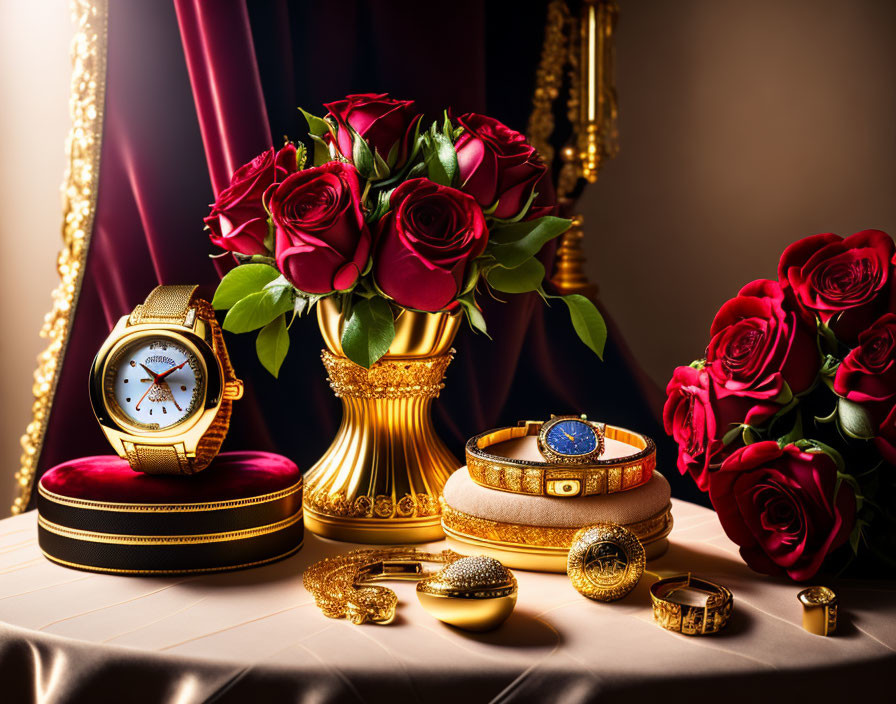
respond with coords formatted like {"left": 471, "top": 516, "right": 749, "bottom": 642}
{"left": 798, "top": 586, "right": 838, "bottom": 636}
{"left": 567, "top": 523, "right": 645, "bottom": 602}
{"left": 650, "top": 574, "right": 733, "bottom": 635}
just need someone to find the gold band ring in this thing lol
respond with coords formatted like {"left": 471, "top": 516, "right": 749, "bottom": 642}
{"left": 650, "top": 574, "right": 733, "bottom": 635}
{"left": 798, "top": 586, "right": 838, "bottom": 636}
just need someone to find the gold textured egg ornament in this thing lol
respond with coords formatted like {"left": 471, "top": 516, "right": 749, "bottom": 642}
{"left": 416, "top": 556, "right": 518, "bottom": 632}
{"left": 567, "top": 523, "right": 646, "bottom": 602}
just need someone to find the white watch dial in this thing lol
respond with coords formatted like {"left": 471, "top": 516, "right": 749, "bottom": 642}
{"left": 106, "top": 336, "right": 205, "bottom": 430}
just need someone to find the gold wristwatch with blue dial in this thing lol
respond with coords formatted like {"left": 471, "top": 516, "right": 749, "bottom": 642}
{"left": 89, "top": 285, "right": 243, "bottom": 475}
{"left": 537, "top": 415, "right": 606, "bottom": 464}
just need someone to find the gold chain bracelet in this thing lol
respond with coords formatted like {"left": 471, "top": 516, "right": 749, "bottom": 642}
{"left": 303, "top": 547, "right": 518, "bottom": 631}
{"left": 303, "top": 548, "right": 463, "bottom": 625}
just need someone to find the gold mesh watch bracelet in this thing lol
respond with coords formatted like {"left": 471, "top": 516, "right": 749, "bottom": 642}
{"left": 122, "top": 285, "right": 242, "bottom": 475}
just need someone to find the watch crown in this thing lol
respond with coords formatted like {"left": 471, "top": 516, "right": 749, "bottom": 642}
{"left": 223, "top": 379, "right": 244, "bottom": 401}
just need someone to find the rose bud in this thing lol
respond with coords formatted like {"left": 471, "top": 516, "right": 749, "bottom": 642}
{"left": 324, "top": 93, "right": 421, "bottom": 169}
{"left": 454, "top": 113, "right": 547, "bottom": 220}
{"left": 778, "top": 229, "right": 895, "bottom": 341}
{"left": 709, "top": 442, "right": 856, "bottom": 581}
{"left": 271, "top": 162, "right": 371, "bottom": 294}
{"left": 373, "top": 179, "right": 487, "bottom": 311}
{"left": 204, "top": 145, "right": 297, "bottom": 255}
{"left": 707, "top": 279, "right": 820, "bottom": 401}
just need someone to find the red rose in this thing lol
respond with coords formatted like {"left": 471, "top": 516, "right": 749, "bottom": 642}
{"left": 875, "top": 404, "right": 896, "bottom": 464}
{"left": 663, "top": 365, "right": 775, "bottom": 491}
{"left": 374, "top": 179, "right": 487, "bottom": 311}
{"left": 271, "top": 162, "right": 371, "bottom": 294}
{"left": 778, "top": 230, "right": 895, "bottom": 339}
{"left": 204, "top": 145, "right": 297, "bottom": 255}
{"left": 707, "top": 279, "right": 819, "bottom": 400}
{"left": 834, "top": 313, "right": 896, "bottom": 412}
{"left": 324, "top": 93, "right": 421, "bottom": 168}
{"left": 709, "top": 442, "right": 856, "bottom": 581}
{"left": 455, "top": 113, "right": 547, "bottom": 220}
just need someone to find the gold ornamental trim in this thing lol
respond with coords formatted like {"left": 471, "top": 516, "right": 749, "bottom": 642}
{"left": 37, "top": 478, "right": 302, "bottom": 513}
{"left": 13, "top": 0, "right": 109, "bottom": 514}
{"left": 440, "top": 502, "right": 673, "bottom": 550}
{"left": 40, "top": 543, "right": 303, "bottom": 575}
{"left": 304, "top": 487, "right": 441, "bottom": 520}
{"left": 37, "top": 510, "right": 303, "bottom": 545}
{"left": 321, "top": 349, "right": 453, "bottom": 400}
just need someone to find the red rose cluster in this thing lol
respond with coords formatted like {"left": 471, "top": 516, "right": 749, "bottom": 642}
{"left": 205, "top": 94, "right": 607, "bottom": 375}
{"left": 665, "top": 230, "right": 896, "bottom": 580}
{"left": 205, "top": 94, "right": 543, "bottom": 311}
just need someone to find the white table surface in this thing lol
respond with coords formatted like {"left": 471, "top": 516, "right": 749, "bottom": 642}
{"left": 1, "top": 499, "right": 894, "bottom": 703}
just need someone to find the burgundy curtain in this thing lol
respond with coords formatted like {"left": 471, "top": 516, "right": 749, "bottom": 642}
{"left": 29, "top": 0, "right": 701, "bottom": 510}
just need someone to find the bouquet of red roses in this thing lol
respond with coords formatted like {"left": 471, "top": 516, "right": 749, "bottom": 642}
{"left": 205, "top": 93, "right": 606, "bottom": 374}
{"left": 665, "top": 230, "right": 896, "bottom": 580}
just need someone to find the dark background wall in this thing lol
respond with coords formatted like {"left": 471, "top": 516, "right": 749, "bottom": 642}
{"left": 581, "top": 0, "right": 896, "bottom": 390}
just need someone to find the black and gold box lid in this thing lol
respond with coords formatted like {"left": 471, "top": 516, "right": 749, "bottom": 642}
{"left": 37, "top": 451, "right": 303, "bottom": 575}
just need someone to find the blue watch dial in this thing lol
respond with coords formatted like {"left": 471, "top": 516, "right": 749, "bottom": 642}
{"left": 545, "top": 420, "right": 598, "bottom": 456}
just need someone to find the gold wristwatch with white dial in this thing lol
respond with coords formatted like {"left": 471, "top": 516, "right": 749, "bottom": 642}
{"left": 89, "top": 285, "right": 243, "bottom": 475}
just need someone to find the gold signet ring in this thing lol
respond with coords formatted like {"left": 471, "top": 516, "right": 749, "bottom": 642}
{"left": 416, "top": 555, "right": 518, "bottom": 632}
{"left": 798, "top": 586, "right": 838, "bottom": 636}
{"left": 567, "top": 523, "right": 645, "bottom": 602}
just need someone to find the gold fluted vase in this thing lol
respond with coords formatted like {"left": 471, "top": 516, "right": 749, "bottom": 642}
{"left": 303, "top": 298, "right": 462, "bottom": 543}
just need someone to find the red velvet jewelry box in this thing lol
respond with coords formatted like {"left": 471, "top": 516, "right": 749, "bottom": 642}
{"left": 37, "top": 451, "right": 303, "bottom": 575}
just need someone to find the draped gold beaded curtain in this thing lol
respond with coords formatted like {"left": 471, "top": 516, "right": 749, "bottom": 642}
{"left": 12, "top": 0, "right": 107, "bottom": 514}
{"left": 527, "top": 0, "right": 619, "bottom": 298}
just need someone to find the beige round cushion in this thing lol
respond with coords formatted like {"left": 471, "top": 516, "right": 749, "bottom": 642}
{"left": 443, "top": 467, "right": 671, "bottom": 528}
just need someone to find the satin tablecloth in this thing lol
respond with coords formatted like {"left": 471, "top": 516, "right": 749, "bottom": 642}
{"left": 1, "top": 499, "right": 894, "bottom": 703}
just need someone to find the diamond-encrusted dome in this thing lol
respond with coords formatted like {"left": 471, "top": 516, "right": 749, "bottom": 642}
{"left": 439, "top": 556, "right": 510, "bottom": 588}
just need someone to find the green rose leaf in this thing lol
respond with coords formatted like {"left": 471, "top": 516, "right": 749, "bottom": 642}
{"left": 223, "top": 287, "right": 295, "bottom": 334}
{"left": 838, "top": 397, "right": 876, "bottom": 440}
{"left": 776, "top": 412, "right": 804, "bottom": 447}
{"left": 373, "top": 149, "right": 390, "bottom": 180}
{"left": 792, "top": 438, "right": 847, "bottom": 472}
{"left": 457, "top": 295, "right": 490, "bottom": 337}
{"left": 299, "top": 107, "right": 331, "bottom": 137}
{"left": 256, "top": 313, "right": 290, "bottom": 378}
{"left": 459, "top": 259, "right": 483, "bottom": 296}
{"left": 309, "top": 133, "right": 331, "bottom": 167}
{"left": 490, "top": 216, "right": 572, "bottom": 268}
{"left": 406, "top": 161, "right": 427, "bottom": 179}
{"left": 486, "top": 257, "right": 546, "bottom": 294}
{"left": 212, "top": 264, "right": 281, "bottom": 310}
{"left": 294, "top": 142, "right": 308, "bottom": 171}
{"left": 425, "top": 130, "right": 458, "bottom": 187}
{"left": 340, "top": 296, "right": 396, "bottom": 368}
{"left": 722, "top": 423, "right": 744, "bottom": 446}
{"left": 558, "top": 294, "right": 607, "bottom": 360}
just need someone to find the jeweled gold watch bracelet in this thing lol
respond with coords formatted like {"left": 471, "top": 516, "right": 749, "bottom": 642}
{"left": 466, "top": 420, "right": 656, "bottom": 497}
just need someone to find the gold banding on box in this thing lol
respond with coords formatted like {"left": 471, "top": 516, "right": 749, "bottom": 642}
{"left": 465, "top": 421, "right": 656, "bottom": 497}
{"left": 798, "top": 586, "right": 838, "bottom": 636}
{"left": 650, "top": 574, "right": 733, "bottom": 636}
